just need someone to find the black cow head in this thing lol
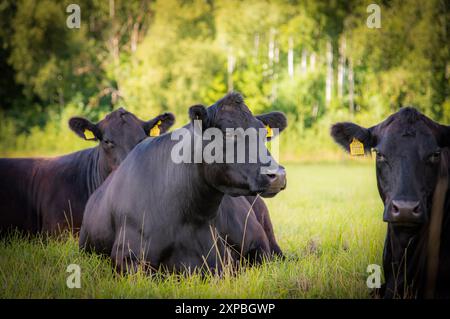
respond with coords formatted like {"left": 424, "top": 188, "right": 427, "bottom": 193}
{"left": 189, "top": 92, "right": 287, "bottom": 198}
{"left": 331, "top": 107, "right": 450, "bottom": 297}
{"left": 69, "top": 108, "right": 175, "bottom": 171}
{"left": 331, "top": 107, "right": 450, "bottom": 230}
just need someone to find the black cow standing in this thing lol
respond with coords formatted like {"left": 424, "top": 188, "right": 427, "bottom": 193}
{"left": 80, "top": 92, "right": 287, "bottom": 273}
{"left": 0, "top": 108, "right": 175, "bottom": 235}
{"left": 331, "top": 107, "right": 450, "bottom": 298}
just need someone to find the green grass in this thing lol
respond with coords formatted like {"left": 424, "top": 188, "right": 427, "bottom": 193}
{"left": 0, "top": 161, "right": 386, "bottom": 298}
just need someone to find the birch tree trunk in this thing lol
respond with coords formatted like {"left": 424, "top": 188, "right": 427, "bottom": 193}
{"left": 109, "top": 0, "right": 115, "bottom": 18}
{"left": 268, "top": 28, "right": 275, "bottom": 68}
{"left": 337, "top": 38, "right": 346, "bottom": 99}
{"left": 268, "top": 28, "right": 277, "bottom": 102}
{"left": 325, "top": 40, "right": 333, "bottom": 107}
{"left": 301, "top": 49, "right": 307, "bottom": 74}
{"left": 131, "top": 22, "right": 139, "bottom": 52}
{"left": 272, "top": 42, "right": 279, "bottom": 101}
{"left": 109, "top": 0, "right": 119, "bottom": 62}
{"left": 348, "top": 60, "right": 355, "bottom": 113}
{"left": 288, "top": 37, "right": 294, "bottom": 78}
{"left": 227, "top": 48, "right": 235, "bottom": 92}
{"left": 254, "top": 33, "right": 260, "bottom": 63}
{"left": 274, "top": 45, "right": 279, "bottom": 64}
{"left": 310, "top": 52, "right": 316, "bottom": 71}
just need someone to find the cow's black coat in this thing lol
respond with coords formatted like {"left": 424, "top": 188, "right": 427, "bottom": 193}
{"left": 80, "top": 92, "right": 287, "bottom": 273}
{"left": 214, "top": 195, "right": 283, "bottom": 263}
{"left": 0, "top": 109, "right": 175, "bottom": 235}
{"left": 331, "top": 107, "right": 450, "bottom": 298}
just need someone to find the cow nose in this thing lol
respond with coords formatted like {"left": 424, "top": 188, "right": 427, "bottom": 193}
{"left": 388, "top": 200, "right": 422, "bottom": 224}
{"left": 266, "top": 167, "right": 286, "bottom": 189}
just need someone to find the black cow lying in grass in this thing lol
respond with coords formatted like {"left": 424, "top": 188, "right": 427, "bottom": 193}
{"left": 0, "top": 108, "right": 175, "bottom": 235}
{"left": 331, "top": 107, "right": 450, "bottom": 298}
{"left": 80, "top": 92, "right": 287, "bottom": 273}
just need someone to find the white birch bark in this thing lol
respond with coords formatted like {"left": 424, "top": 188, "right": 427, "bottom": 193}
{"left": 288, "top": 37, "right": 294, "bottom": 78}
{"left": 337, "top": 38, "right": 346, "bottom": 99}
{"left": 325, "top": 40, "right": 333, "bottom": 106}
{"left": 348, "top": 60, "right": 355, "bottom": 113}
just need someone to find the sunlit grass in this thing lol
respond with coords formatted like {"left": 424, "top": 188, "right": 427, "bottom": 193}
{"left": 0, "top": 162, "right": 385, "bottom": 298}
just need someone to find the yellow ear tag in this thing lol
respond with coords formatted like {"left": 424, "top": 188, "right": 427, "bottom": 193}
{"left": 83, "top": 129, "right": 95, "bottom": 140}
{"left": 350, "top": 138, "right": 365, "bottom": 156}
{"left": 266, "top": 125, "right": 273, "bottom": 138}
{"left": 149, "top": 120, "right": 162, "bottom": 137}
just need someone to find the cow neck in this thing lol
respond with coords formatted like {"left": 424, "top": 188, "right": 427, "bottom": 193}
{"left": 86, "top": 146, "right": 111, "bottom": 195}
{"left": 385, "top": 222, "right": 426, "bottom": 297}
{"left": 424, "top": 151, "right": 449, "bottom": 298}
{"left": 181, "top": 163, "right": 224, "bottom": 223}
{"left": 169, "top": 124, "right": 224, "bottom": 222}
{"left": 147, "top": 131, "right": 224, "bottom": 223}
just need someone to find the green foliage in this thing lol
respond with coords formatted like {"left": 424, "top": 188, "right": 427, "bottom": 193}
{"left": 0, "top": 0, "right": 448, "bottom": 157}
{"left": 345, "top": 0, "right": 449, "bottom": 119}
{"left": 0, "top": 102, "right": 98, "bottom": 157}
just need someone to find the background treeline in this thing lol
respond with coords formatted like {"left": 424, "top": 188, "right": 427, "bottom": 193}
{"left": 0, "top": 0, "right": 448, "bottom": 159}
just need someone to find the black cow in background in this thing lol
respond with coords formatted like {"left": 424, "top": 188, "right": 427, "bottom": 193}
{"left": 331, "top": 107, "right": 450, "bottom": 298}
{"left": 80, "top": 92, "right": 287, "bottom": 273}
{"left": 0, "top": 108, "right": 175, "bottom": 235}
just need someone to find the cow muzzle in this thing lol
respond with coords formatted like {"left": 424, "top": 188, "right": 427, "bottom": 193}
{"left": 384, "top": 199, "right": 424, "bottom": 225}
{"left": 260, "top": 166, "right": 286, "bottom": 197}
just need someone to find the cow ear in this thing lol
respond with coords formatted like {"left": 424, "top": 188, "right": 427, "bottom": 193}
{"left": 256, "top": 111, "right": 287, "bottom": 141}
{"left": 330, "top": 122, "right": 375, "bottom": 154}
{"left": 69, "top": 117, "right": 102, "bottom": 141}
{"left": 188, "top": 104, "right": 209, "bottom": 130}
{"left": 143, "top": 112, "right": 176, "bottom": 137}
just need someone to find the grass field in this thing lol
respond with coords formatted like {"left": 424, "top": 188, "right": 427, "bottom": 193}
{"left": 0, "top": 161, "right": 386, "bottom": 298}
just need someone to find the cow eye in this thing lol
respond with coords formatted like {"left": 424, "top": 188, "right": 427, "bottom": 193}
{"left": 428, "top": 151, "right": 441, "bottom": 164}
{"left": 103, "top": 139, "right": 115, "bottom": 148}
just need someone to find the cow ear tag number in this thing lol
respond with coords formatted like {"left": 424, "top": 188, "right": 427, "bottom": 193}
{"left": 84, "top": 129, "right": 95, "bottom": 140}
{"left": 149, "top": 120, "right": 162, "bottom": 137}
{"left": 266, "top": 125, "right": 273, "bottom": 138}
{"left": 350, "top": 138, "right": 365, "bottom": 156}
